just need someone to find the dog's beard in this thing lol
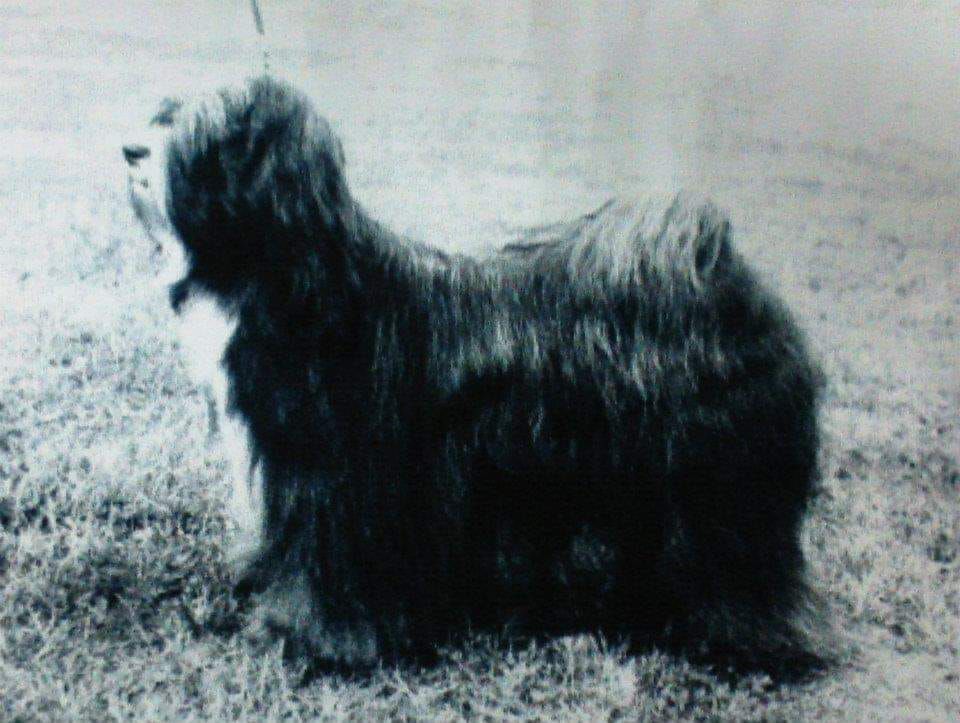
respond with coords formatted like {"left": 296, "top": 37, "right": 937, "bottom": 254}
{"left": 127, "top": 179, "right": 186, "bottom": 289}
{"left": 124, "top": 116, "right": 185, "bottom": 283}
{"left": 153, "top": 232, "right": 188, "bottom": 289}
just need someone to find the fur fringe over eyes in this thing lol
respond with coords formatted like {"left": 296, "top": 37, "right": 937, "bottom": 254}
{"left": 151, "top": 76, "right": 829, "bottom": 674}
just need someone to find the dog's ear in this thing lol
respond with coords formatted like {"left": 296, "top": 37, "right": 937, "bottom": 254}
{"left": 242, "top": 77, "right": 350, "bottom": 229}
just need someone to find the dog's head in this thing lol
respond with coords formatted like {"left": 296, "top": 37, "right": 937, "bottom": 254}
{"left": 124, "top": 77, "right": 350, "bottom": 295}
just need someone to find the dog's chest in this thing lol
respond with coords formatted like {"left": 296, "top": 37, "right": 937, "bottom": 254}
{"left": 175, "top": 293, "right": 262, "bottom": 542}
{"left": 175, "top": 294, "right": 237, "bottom": 400}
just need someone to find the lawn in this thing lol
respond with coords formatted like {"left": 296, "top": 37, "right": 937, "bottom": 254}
{"left": 1, "top": 2, "right": 958, "bottom": 720}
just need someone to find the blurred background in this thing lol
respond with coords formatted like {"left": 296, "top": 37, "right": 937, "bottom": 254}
{"left": 4, "top": 1, "right": 958, "bottom": 381}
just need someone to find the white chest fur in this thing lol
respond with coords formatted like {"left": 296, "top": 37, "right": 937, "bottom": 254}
{"left": 176, "top": 294, "right": 263, "bottom": 555}
{"left": 175, "top": 294, "right": 237, "bottom": 394}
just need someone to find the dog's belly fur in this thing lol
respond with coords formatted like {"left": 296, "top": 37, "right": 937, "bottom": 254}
{"left": 176, "top": 295, "right": 263, "bottom": 554}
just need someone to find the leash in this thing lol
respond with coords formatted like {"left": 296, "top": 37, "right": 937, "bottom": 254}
{"left": 249, "top": 0, "right": 270, "bottom": 74}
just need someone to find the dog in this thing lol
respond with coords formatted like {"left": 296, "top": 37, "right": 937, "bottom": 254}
{"left": 124, "top": 76, "right": 827, "bottom": 672}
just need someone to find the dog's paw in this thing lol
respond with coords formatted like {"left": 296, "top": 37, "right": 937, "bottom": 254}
{"left": 249, "top": 579, "right": 381, "bottom": 671}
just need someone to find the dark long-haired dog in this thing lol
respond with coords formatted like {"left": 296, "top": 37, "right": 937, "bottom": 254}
{"left": 125, "top": 76, "right": 828, "bottom": 672}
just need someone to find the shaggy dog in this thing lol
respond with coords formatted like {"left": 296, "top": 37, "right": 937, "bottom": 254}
{"left": 125, "top": 76, "right": 827, "bottom": 672}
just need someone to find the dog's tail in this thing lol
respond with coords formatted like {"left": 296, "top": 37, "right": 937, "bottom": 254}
{"left": 556, "top": 192, "right": 732, "bottom": 294}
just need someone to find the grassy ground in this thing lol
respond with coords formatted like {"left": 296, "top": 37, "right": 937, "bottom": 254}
{"left": 1, "top": 1, "right": 958, "bottom": 720}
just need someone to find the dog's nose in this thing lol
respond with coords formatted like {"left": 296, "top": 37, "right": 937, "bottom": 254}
{"left": 122, "top": 144, "right": 150, "bottom": 165}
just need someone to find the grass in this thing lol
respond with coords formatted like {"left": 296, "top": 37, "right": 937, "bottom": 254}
{"left": 1, "top": 1, "right": 958, "bottom": 720}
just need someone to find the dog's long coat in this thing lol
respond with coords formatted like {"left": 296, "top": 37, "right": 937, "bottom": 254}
{"left": 127, "top": 76, "right": 826, "bottom": 671}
